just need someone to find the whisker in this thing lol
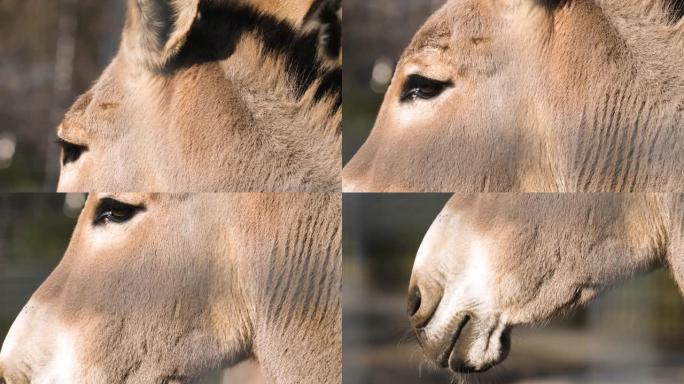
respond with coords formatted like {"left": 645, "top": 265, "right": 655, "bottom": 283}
{"left": 449, "top": 373, "right": 458, "bottom": 384}
{"left": 408, "top": 347, "right": 419, "bottom": 361}
{"left": 397, "top": 329, "right": 416, "bottom": 347}
{"left": 418, "top": 359, "right": 423, "bottom": 379}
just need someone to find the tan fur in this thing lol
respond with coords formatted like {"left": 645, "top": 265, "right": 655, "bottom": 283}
{"left": 249, "top": 0, "right": 316, "bottom": 23}
{"left": 409, "top": 193, "right": 683, "bottom": 372}
{"left": 0, "top": 193, "right": 341, "bottom": 383}
{"left": 343, "top": 0, "right": 683, "bottom": 192}
{"left": 57, "top": 0, "right": 341, "bottom": 192}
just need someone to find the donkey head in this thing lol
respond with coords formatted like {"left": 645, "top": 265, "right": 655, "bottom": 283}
{"left": 0, "top": 193, "right": 342, "bottom": 383}
{"left": 408, "top": 194, "right": 671, "bottom": 373}
{"left": 0, "top": 194, "right": 251, "bottom": 383}
{"left": 343, "top": 0, "right": 683, "bottom": 192}
{"left": 57, "top": 0, "right": 342, "bottom": 192}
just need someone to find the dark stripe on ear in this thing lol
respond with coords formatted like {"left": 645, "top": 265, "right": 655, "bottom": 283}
{"left": 536, "top": 0, "right": 566, "bottom": 10}
{"left": 304, "top": 0, "right": 342, "bottom": 60}
{"left": 315, "top": 68, "right": 342, "bottom": 113}
{"left": 667, "top": 0, "right": 684, "bottom": 23}
{"left": 304, "top": 0, "right": 329, "bottom": 21}
{"left": 175, "top": 2, "right": 339, "bottom": 105}
{"left": 320, "top": 2, "right": 341, "bottom": 59}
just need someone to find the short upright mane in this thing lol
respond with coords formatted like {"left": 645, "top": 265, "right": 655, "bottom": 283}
{"left": 175, "top": 1, "right": 342, "bottom": 113}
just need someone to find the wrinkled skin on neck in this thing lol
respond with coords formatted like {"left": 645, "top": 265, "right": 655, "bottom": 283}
{"left": 0, "top": 193, "right": 341, "bottom": 383}
{"left": 343, "top": 0, "right": 683, "bottom": 192}
{"left": 57, "top": 0, "right": 342, "bottom": 192}
{"left": 409, "top": 193, "right": 683, "bottom": 373}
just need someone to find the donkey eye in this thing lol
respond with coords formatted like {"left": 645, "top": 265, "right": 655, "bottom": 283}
{"left": 400, "top": 74, "right": 452, "bottom": 103}
{"left": 93, "top": 198, "right": 144, "bottom": 226}
{"left": 57, "top": 138, "right": 88, "bottom": 165}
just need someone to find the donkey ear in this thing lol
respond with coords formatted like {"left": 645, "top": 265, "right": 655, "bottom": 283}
{"left": 123, "top": 0, "right": 200, "bottom": 72}
{"left": 303, "top": 0, "right": 342, "bottom": 66}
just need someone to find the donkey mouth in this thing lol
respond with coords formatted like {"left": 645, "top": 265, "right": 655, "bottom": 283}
{"left": 436, "top": 314, "right": 470, "bottom": 368}
{"left": 441, "top": 318, "right": 512, "bottom": 374}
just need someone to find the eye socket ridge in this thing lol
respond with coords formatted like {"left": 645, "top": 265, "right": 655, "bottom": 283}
{"left": 400, "top": 74, "right": 453, "bottom": 103}
{"left": 93, "top": 198, "right": 145, "bottom": 226}
{"left": 57, "top": 138, "right": 88, "bottom": 165}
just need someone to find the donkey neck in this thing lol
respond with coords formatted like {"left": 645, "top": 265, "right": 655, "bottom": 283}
{"left": 550, "top": 1, "right": 682, "bottom": 90}
{"left": 536, "top": 1, "right": 684, "bottom": 191}
{"left": 596, "top": 0, "right": 683, "bottom": 82}
{"left": 235, "top": 194, "right": 342, "bottom": 383}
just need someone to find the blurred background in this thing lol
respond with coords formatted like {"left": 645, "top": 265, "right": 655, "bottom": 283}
{"left": 343, "top": 0, "right": 444, "bottom": 164}
{"left": 0, "top": 0, "right": 125, "bottom": 191}
{"left": 0, "top": 193, "right": 80, "bottom": 336}
{"left": 0, "top": 193, "right": 268, "bottom": 383}
{"left": 343, "top": 194, "right": 684, "bottom": 384}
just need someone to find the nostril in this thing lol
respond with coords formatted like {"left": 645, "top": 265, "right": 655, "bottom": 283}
{"left": 407, "top": 280, "right": 442, "bottom": 329}
{"left": 407, "top": 286, "right": 422, "bottom": 317}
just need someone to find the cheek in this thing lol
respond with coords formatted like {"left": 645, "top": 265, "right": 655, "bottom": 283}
{"left": 57, "top": 162, "right": 92, "bottom": 192}
{"left": 488, "top": 238, "right": 573, "bottom": 323}
{"left": 393, "top": 104, "right": 431, "bottom": 129}
{"left": 490, "top": 261, "right": 529, "bottom": 309}
{"left": 389, "top": 98, "right": 454, "bottom": 134}
{"left": 61, "top": 229, "right": 155, "bottom": 302}
{"left": 76, "top": 226, "right": 204, "bottom": 301}
{"left": 489, "top": 238, "right": 547, "bottom": 308}
{"left": 88, "top": 226, "right": 136, "bottom": 251}
{"left": 384, "top": 97, "right": 469, "bottom": 150}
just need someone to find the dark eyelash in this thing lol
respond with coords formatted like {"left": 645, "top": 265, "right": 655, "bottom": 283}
{"left": 93, "top": 198, "right": 145, "bottom": 226}
{"left": 56, "top": 138, "right": 88, "bottom": 165}
{"left": 400, "top": 74, "right": 453, "bottom": 103}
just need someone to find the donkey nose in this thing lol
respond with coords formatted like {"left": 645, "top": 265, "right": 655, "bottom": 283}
{"left": 407, "top": 286, "right": 422, "bottom": 317}
{"left": 407, "top": 278, "right": 443, "bottom": 329}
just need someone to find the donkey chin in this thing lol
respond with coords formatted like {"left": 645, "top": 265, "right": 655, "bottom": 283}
{"left": 410, "top": 293, "right": 511, "bottom": 373}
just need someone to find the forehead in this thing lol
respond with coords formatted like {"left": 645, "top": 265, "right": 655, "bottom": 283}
{"left": 402, "top": 0, "right": 500, "bottom": 59}
{"left": 57, "top": 59, "right": 133, "bottom": 139}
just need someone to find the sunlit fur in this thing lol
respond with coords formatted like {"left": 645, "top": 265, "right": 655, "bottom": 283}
{"left": 0, "top": 193, "right": 341, "bottom": 383}
{"left": 57, "top": 0, "right": 342, "bottom": 192}
{"left": 409, "top": 193, "right": 684, "bottom": 373}
{"left": 343, "top": 0, "right": 683, "bottom": 192}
